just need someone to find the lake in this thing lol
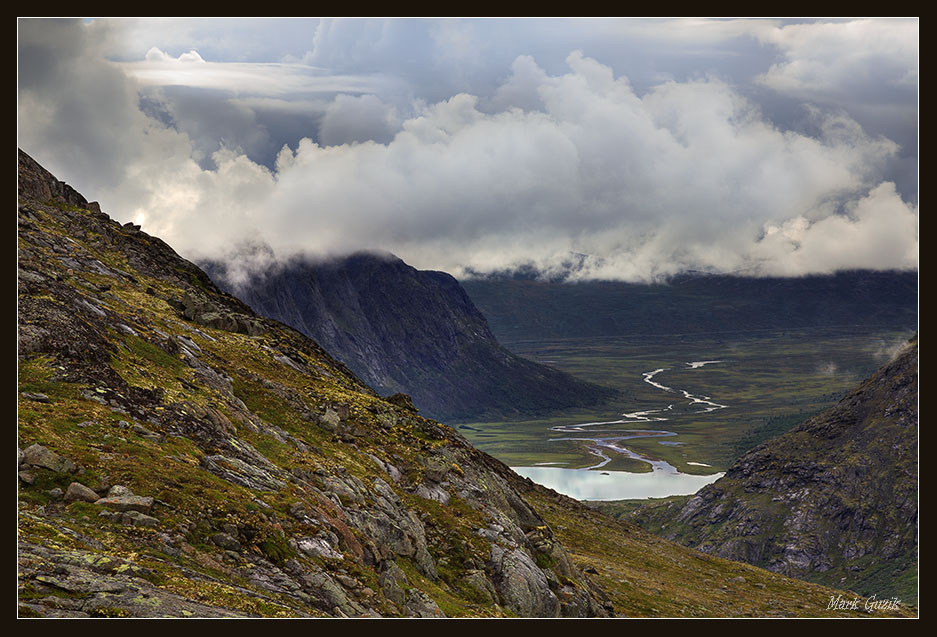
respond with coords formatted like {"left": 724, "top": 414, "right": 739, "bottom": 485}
{"left": 513, "top": 465, "right": 723, "bottom": 500}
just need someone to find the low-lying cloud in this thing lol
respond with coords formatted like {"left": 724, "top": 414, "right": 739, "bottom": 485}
{"left": 18, "top": 19, "right": 918, "bottom": 282}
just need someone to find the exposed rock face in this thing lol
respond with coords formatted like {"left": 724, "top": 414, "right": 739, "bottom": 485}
{"left": 17, "top": 149, "right": 609, "bottom": 618}
{"left": 639, "top": 337, "right": 918, "bottom": 601}
{"left": 203, "top": 249, "right": 615, "bottom": 422}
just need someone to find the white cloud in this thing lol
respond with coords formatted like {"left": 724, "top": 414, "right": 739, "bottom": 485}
{"left": 755, "top": 19, "right": 919, "bottom": 102}
{"left": 118, "top": 53, "right": 913, "bottom": 281}
{"left": 318, "top": 94, "right": 399, "bottom": 145}
{"left": 124, "top": 54, "right": 386, "bottom": 97}
{"left": 18, "top": 19, "right": 918, "bottom": 283}
{"left": 749, "top": 182, "right": 918, "bottom": 276}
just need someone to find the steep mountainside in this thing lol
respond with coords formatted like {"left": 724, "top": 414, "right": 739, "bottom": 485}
{"left": 204, "top": 253, "right": 614, "bottom": 422}
{"left": 624, "top": 338, "right": 919, "bottom": 602}
{"left": 17, "top": 150, "right": 913, "bottom": 618}
{"left": 461, "top": 273, "right": 918, "bottom": 344}
{"left": 17, "top": 149, "right": 619, "bottom": 618}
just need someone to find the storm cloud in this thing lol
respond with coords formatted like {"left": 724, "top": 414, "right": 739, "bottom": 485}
{"left": 17, "top": 18, "right": 918, "bottom": 282}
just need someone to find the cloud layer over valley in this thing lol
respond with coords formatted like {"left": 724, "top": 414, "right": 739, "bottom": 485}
{"left": 18, "top": 18, "right": 918, "bottom": 281}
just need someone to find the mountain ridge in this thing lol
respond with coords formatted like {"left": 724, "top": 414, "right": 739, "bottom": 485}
{"left": 203, "top": 249, "right": 616, "bottom": 422}
{"left": 16, "top": 148, "right": 612, "bottom": 617}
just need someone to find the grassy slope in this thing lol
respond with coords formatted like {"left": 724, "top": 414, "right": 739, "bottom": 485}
{"left": 17, "top": 196, "right": 509, "bottom": 617}
{"left": 519, "top": 484, "right": 915, "bottom": 618}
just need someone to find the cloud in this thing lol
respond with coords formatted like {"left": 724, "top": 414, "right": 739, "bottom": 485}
{"left": 124, "top": 49, "right": 387, "bottom": 97}
{"left": 86, "top": 17, "right": 322, "bottom": 64}
{"left": 64, "top": 18, "right": 919, "bottom": 195}
{"left": 752, "top": 19, "right": 918, "bottom": 196}
{"left": 17, "top": 19, "right": 192, "bottom": 196}
{"left": 132, "top": 53, "right": 915, "bottom": 281}
{"left": 318, "top": 94, "right": 399, "bottom": 146}
{"left": 755, "top": 19, "right": 918, "bottom": 103}
{"left": 18, "top": 20, "right": 918, "bottom": 283}
{"left": 748, "top": 182, "right": 918, "bottom": 276}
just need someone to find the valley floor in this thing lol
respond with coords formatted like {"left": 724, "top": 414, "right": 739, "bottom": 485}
{"left": 461, "top": 327, "right": 915, "bottom": 479}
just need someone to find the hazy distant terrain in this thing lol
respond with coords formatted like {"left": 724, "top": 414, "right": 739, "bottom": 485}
{"left": 457, "top": 272, "right": 916, "bottom": 469}
{"left": 461, "top": 271, "right": 918, "bottom": 345}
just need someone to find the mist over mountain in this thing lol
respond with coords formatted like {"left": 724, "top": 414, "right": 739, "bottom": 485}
{"left": 203, "top": 249, "right": 616, "bottom": 422}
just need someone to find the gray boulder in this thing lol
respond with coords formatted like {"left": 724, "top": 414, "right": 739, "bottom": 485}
{"left": 200, "top": 455, "right": 286, "bottom": 492}
{"left": 405, "top": 589, "right": 445, "bottom": 618}
{"left": 22, "top": 444, "right": 77, "bottom": 474}
{"left": 122, "top": 511, "right": 159, "bottom": 528}
{"left": 489, "top": 545, "right": 560, "bottom": 617}
{"left": 107, "top": 485, "right": 134, "bottom": 497}
{"left": 378, "top": 561, "right": 409, "bottom": 605}
{"left": 65, "top": 482, "right": 100, "bottom": 503}
{"left": 211, "top": 533, "right": 241, "bottom": 552}
{"left": 95, "top": 495, "right": 154, "bottom": 514}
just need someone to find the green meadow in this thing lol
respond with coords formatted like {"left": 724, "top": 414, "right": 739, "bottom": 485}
{"left": 458, "top": 327, "right": 915, "bottom": 475}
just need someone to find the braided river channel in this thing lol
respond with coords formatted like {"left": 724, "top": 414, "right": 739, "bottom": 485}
{"left": 513, "top": 361, "right": 727, "bottom": 500}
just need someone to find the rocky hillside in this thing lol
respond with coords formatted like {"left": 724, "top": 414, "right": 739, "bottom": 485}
{"left": 17, "top": 149, "right": 912, "bottom": 618}
{"left": 624, "top": 337, "right": 918, "bottom": 602}
{"left": 17, "top": 149, "right": 620, "bottom": 618}
{"left": 203, "top": 252, "right": 614, "bottom": 422}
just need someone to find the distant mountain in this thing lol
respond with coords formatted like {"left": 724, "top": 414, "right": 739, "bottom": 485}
{"left": 204, "top": 252, "right": 615, "bottom": 422}
{"left": 461, "top": 271, "right": 918, "bottom": 344}
{"left": 626, "top": 336, "right": 919, "bottom": 601}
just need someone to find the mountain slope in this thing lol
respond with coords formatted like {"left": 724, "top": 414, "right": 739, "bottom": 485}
{"left": 17, "top": 149, "right": 912, "bottom": 618}
{"left": 625, "top": 337, "right": 919, "bottom": 601}
{"left": 204, "top": 252, "right": 614, "bottom": 422}
{"left": 461, "top": 273, "right": 918, "bottom": 345}
{"left": 17, "top": 149, "right": 611, "bottom": 618}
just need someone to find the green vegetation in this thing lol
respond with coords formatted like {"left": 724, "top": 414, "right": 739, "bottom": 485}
{"left": 462, "top": 328, "right": 915, "bottom": 475}
{"left": 522, "top": 485, "right": 914, "bottom": 618}
{"left": 602, "top": 340, "right": 919, "bottom": 604}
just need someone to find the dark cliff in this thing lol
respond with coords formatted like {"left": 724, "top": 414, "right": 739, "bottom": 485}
{"left": 204, "top": 252, "right": 615, "bottom": 422}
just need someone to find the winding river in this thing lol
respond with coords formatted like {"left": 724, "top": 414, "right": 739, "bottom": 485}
{"left": 513, "top": 361, "right": 728, "bottom": 500}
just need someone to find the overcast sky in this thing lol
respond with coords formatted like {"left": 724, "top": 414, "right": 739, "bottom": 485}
{"left": 17, "top": 18, "right": 918, "bottom": 282}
